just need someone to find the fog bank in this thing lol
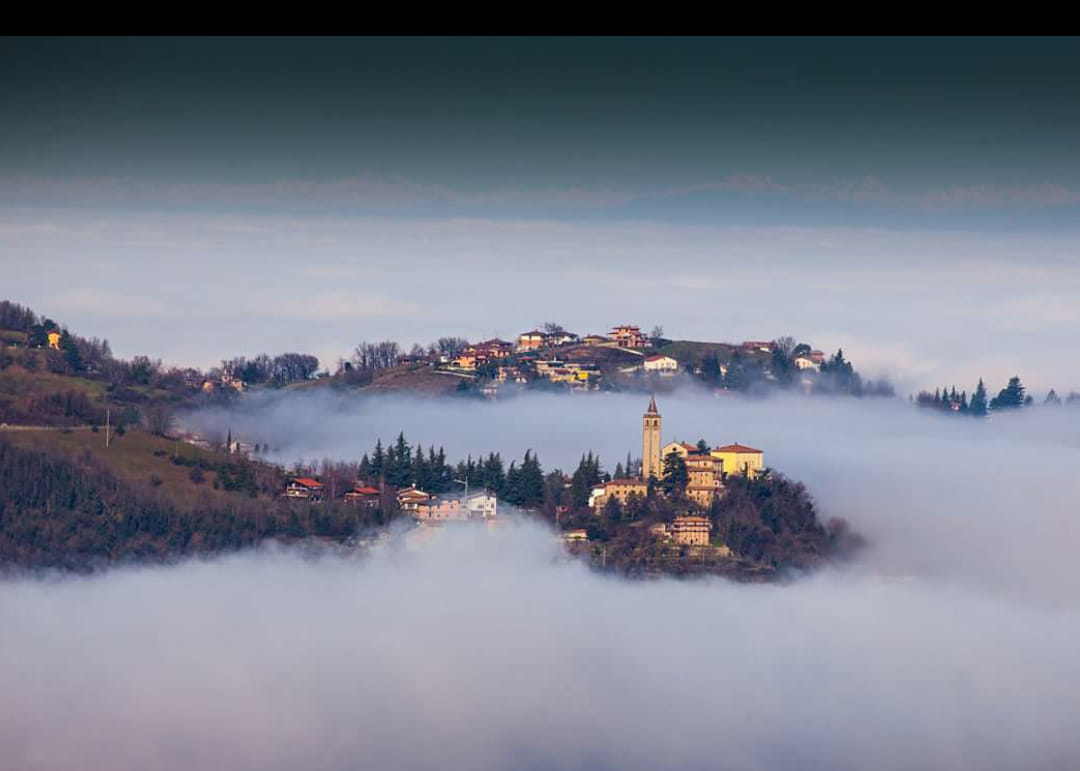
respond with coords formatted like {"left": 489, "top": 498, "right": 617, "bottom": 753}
{"left": 187, "top": 389, "right": 1080, "bottom": 605}
{"left": 2, "top": 525, "right": 1078, "bottom": 771}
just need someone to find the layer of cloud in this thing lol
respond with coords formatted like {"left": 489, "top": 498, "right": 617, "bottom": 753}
{"left": 6, "top": 391, "right": 1080, "bottom": 770}
{"left": 4, "top": 208, "right": 1080, "bottom": 390}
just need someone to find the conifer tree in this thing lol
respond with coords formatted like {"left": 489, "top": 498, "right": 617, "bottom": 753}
{"left": 970, "top": 379, "right": 989, "bottom": 417}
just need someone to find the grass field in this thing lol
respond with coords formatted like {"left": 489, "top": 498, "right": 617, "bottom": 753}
{"left": 2, "top": 427, "right": 274, "bottom": 509}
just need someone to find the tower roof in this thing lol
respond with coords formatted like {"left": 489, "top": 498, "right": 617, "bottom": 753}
{"left": 646, "top": 396, "right": 658, "bottom": 414}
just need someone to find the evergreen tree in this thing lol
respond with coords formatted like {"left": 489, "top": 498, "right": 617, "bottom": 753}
{"left": 358, "top": 454, "right": 371, "bottom": 482}
{"left": 661, "top": 450, "right": 689, "bottom": 495}
{"left": 570, "top": 452, "right": 602, "bottom": 507}
{"left": 1046, "top": 389, "right": 1062, "bottom": 405}
{"left": 387, "top": 432, "right": 412, "bottom": 487}
{"left": 518, "top": 450, "right": 545, "bottom": 508}
{"left": 970, "top": 379, "right": 989, "bottom": 417}
{"left": 370, "top": 439, "right": 385, "bottom": 480}
{"left": 990, "top": 376, "right": 1026, "bottom": 410}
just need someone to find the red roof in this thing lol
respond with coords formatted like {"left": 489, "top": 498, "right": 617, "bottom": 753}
{"left": 349, "top": 486, "right": 379, "bottom": 495}
{"left": 292, "top": 477, "right": 323, "bottom": 488}
{"left": 715, "top": 443, "right": 762, "bottom": 454}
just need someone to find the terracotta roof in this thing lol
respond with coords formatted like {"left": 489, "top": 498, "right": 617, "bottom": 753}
{"left": 645, "top": 355, "right": 675, "bottom": 362}
{"left": 349, "top": 486, "right": 379, "bottom": 495}
{"left": 715, "top": 443, "right": 763, "bottom": 454}
{"left": 291, "top": 477, "right": 323, "bottom": 488}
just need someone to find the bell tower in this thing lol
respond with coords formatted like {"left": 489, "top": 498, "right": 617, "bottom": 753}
{"left": 642, "top": 396, "right": 662, "bottom": 481}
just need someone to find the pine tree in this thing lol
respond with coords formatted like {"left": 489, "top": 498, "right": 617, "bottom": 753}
{"left": 990, "top": 376, "right": 1026, "bottom": 410}
{"left": 662, "top": 451, "right": 688, "bottom": 494}
{"left": 371, "top": 440, "right": 385, "bottom": 480}
{"left": 970, "top": 379, "right": 989, "bottom": 417}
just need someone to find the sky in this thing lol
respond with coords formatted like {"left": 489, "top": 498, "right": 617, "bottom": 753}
{"left": 6, "top": 392, "right": 1080, "bottom": 770}
{"left": 2, "top": 37, "right": 1080, "bottom": 392}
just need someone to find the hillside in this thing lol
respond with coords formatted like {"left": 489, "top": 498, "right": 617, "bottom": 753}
{"left": 0, "top": 429, "right": 388, "bottom": 571}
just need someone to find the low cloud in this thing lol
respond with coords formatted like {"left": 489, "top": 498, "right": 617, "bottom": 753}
{"left": 4, "top": 392, "right": 1080, "bottom": 769}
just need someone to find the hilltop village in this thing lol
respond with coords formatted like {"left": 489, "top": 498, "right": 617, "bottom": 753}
{"left": 0, "top": 297, "right": 857, "bottom": 577}
{"left": 264, "top": 396, "right": 844, "bottom": 578}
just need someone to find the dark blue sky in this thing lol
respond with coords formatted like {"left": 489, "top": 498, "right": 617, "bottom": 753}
{"left": 4, "top": 38, "right": 1080, "bottom": 386}
{"left": 3, "top": 37, "right": 1080, "bottom": 224}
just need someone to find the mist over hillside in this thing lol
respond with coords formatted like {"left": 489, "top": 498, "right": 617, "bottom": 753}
{"left": 4, "top": 390, "right": 1077, "bottom": 769}
{"left": 184, "top": 389, "right": 1080, "bottom": 604}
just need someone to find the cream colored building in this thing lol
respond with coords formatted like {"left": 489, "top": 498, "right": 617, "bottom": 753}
{"left": 671, "top": 515, "right": 711, "bottom": 546}
{"left": 684, "top": 453, "right": 723, "bottom": 507}
{"left": 642, "top": 397, "right": 662, "bottom": 481}
{"left": 590, "top": 478, "right": 648, "bottom": 514}
{"left": 643, "top": 354, "right": 679, "bottom": 373}
{"left": 711, "top": 443, "right": 764, "bottom": 479}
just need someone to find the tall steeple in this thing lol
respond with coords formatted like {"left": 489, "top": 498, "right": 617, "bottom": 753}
{"left": 642, "top": 396, "right": 662, "bottom": 482}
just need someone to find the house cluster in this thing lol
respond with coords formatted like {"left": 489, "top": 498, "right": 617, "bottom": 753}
{"left": 283, "top": 477, "right": 499, "bottom": 523}
{"left": 584, "top": 397, "right": 765, "bottom": 547}
{"left": 396, "top": 486, "right": 498, "bottom": 521}
{"left": 740, "top": 340, "right": 826, "bottom": 371}
{"left": 450, "top": 338, "right": 515, "bottom": 370}
{"left": 514, "top": 324, "right": 649, "bottom": 353}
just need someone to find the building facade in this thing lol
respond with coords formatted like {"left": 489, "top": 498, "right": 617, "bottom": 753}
{"left": 711, "top": 443, "right": 765, "bottom": 479}
{"left": 671, "top": 515, "right": 712, "bottom": 546}
{"left": 642, "top": 397, "right": 662, "bottom": 481}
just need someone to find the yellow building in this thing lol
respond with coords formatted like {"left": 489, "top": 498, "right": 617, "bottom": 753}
{"left": 661, "top": 441, "right": 697, "bottom": 460}
{"left": 642, "top": 397, "right": 662, "bottom": 481}
{"left": 711, "top": 443, "right": 765, "bottom": 479}
{"left": 46, "top": 330, "right": 62, "bottom": 350}
{"left": 590, "top": 478, "right": 648, "bottom": 514}
{"left": 671, "top": 515, "right": 711, "bottom": 546}
{"left": 684, "top": 453, "right": 723, "bottom": 507}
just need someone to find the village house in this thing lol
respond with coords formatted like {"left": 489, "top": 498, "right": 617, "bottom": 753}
{"left": 741, "top": 340, "right": 774, "bottom": 353}
{"left": 452, "top": 352, "right": 478, "bottom": 370}
{"left": 684, "top": 452, "right": 724, "bottom": 506}
{"left": 589, "top": 478, "right": 648, "bottom": 514}
{"left": 468, "top": 338, "right": 514, "bottom": 360}
{"left": 610, "top": 324, "right": 648, "bottom": 348}
{"left": 516, "top": 330, "right": 550, "bottom": 351}
{"left": 284, "top": 477, "right": 324, "bottom": 501}
{"left": 344, "top": 485, "right": 380, "bottom": 507}
{"left": 397, "top": 486, "right": 434, "bottom": 513}
{"left": 643, "top": 354, "right": 679, "bottom": 374}
{"left": 415, "top": 498, "right": 468, "bottom": 521}
{"left": 671, "top": 515, "right": 711, "bottom": 546}
{"left": 496, "top": 365, "right": 528, "bottom": 384}
{"left": 547, "top": 331, "right": 579, "bottom": 347}
{"left": 711, "top": 443, "right": 765, "bottom": 479}
{"left": 465, "top": 491, "right": 498, "bottom": 519}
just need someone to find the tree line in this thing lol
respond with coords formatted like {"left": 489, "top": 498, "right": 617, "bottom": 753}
{"left": 915, "top": 375, "right": 1078, "bottom": 416}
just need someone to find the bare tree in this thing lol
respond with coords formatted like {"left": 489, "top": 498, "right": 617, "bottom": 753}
{"left": 772, "top": 336, "right": 797, "bottom": 359}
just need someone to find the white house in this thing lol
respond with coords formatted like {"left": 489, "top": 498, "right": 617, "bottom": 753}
{"left": 466, "top": 491, "right": 498, "bottom": 519}
{"left": 643, "top": 355, "right": 679, "bottom": 373}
